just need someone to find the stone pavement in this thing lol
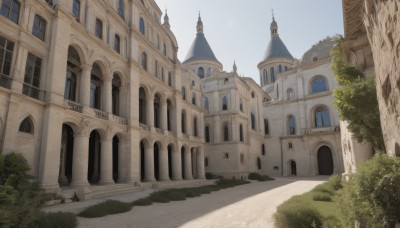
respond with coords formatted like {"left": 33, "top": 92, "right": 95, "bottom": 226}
{"left": 68, "top": 176, "right": 327, "bottom": 228}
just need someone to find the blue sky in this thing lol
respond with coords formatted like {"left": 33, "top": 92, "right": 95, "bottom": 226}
{"left": 154, "top": 0, "right": 344, "bottom": 84}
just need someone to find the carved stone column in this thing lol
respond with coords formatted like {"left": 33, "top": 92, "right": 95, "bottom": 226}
{"left": 80, "top": 64, "right": 92, "bottom": 107}
{"left": 99, "top": 139, "right": 114, "bottom": 185}
{"left": 144, "top": 145, "right": 155, "bottom": 182}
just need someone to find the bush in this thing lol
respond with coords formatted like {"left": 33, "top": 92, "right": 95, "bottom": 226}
{"left": 215, "top": 179, "right": 249, "bottom": 188}
{"left": 248, "top": 172, "right": 275, "bottom": 181}
{"left": 205, "top": 172, "right": 223, "bottom": 180}
{"left": 275, "top": 204, "right": 323, "bottom": 228}
{"left": 79, "top": 200, "right": 132, "bottom": 218}
{"left": 132, "top": 198, "right": 153, "bottom": 206}
{"left": 338, "top": 153, "right": 400, "bottom": 227}
{"left": 34, "top": 212, "right": 77, "bottom": 228}
{"left": 312, "top": 193, "right": 332, "bottom": 202}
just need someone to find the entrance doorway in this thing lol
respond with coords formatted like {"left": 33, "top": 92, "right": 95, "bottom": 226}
{"left": 112, "top": 136, "right": 119, "bottom": 182}
{"left": 59, "top": 124, "right": 74, "bottom": 186}
{"left": 290, "top": 160, "right": 297, "bottom": 176}
{"left": 88, "top": 130, "right": 101, "bottom": 184}
{"left": 317, "top": 146, "right": 333, "bottom": 175}
{"left": 140, "top": 141, "right": 145, "bottom": 181}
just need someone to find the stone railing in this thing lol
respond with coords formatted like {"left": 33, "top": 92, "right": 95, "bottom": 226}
{"left": 302, "top": 126, "right": 340, "bottom": 135}
{"left": 155, "top": 128, "right": 163, "bottom": 134}
{"left": 64, "top": 100, "right": 83, "bottom": 113}
{"left": 139, "top": 123, "right": 151, "bottom": 131}
{"left": 111, "top": 115, "right": 128, "bottom": 125}
{"left": 182, "top": 134, "right": 189, "bottom": 140}
{"left": 93, "top": 109, "right": 108, "bottom": 120}
{"left": 166, "top": 131, "right": 177, "bottom": 137}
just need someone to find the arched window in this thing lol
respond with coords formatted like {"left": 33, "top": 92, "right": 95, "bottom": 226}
{"left": 141, "top": 52, "right": 147, "bottom": 70}
{"left": 139, "top": 17, "right": 145, "bottom": 35}
{"left": 23, "top": 53, "right": 42, "bottom": 100}
{"left": 263, "top": 69, "right": 268, "bottom": 84}
{"left": 239, "top": 98, "right": 243, "bottom": 112}
{"left": 117, "top": 0, "right": 124, "bottom": 18}
{"left": 193, "top": 117, "right": 198, "bottom": 136}
{"left": 270, "top": 67, "right": 275, "bottom": 82}
{"left": 139, "top": 87, "right": 146, "bottom": 124}
{"left": 264, "top": 119, "right": 269, "bottom": 135}
{"left": 204, "top": 97, "right": 209, "bottom": 110}
{"left": 222, "top": 96, "right": 228, "bottom": 110}
{"left": 181, "top": 110, "right": 186, "bottom": 134}
{"left": 32, "top": 15, "right": 47, "bottom": 41}
{"left": 181, "top": 87, "right": 186, "bottom": 100}
{"left": 95, "top": 18, "right": 103, "bottom": 39}
{"left": 163, "top": 43, "right": 167, "bottom": 56}
{"left": 251, "top": 113, "right": 256, "bottom": 130}
{"left": 223, "top": 123, "right": 229, "bottom": 141}
{"left": 192, "top": 93, "right": 196, "bottom": 105}
{"left": 287, "top": 88, "right": 293, "bottom": 100}
{"left": 19, "top": 117, "right": 33, "bottom": 134}
{"left": 279, "top": 65, "right": 282, "bottom": 73}
{"left": 65, "top": 46, "right": 80, "bottom": 101}
{"left": 205, "top": 126, "right": 210, "bottom": 143}
{"left": 288, "top": 115, "right": 296, "bottom": 135}
{"left": 311, "top": 77, "right": 327, "bottom": 93}
{"left": 154, "top": 94, "right": 161, "bottom": 128}
{"left": 90, "top": 63, "right": 103, "bottom": 109}
{"left": 261, "top": 144, "right": 265, "bottom": 155}
{"left": 315, "top": 107, "right": 331, "bottom": 127}
{"left": 114, "top": 34, "right": 120, "bottom": 53}
{"left": 112, "top": 74, "right": 121, "bottom": 115}
{"left": 197, "top": 67, "right": 205, "bottom": 78}
{"left": 72, "top": 0, "right": 80, "bottom": 20}
{"left": 239, "top": 124, "right": 243, "bottom": 142}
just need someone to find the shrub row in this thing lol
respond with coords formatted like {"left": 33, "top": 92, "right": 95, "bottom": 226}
{"left": 248, "top": 172, "right": 275, "bottom": 181}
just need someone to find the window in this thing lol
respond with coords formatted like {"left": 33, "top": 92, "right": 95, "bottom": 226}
{"left": 19, "top": 117, "right": 33, "bottom": 134}
{"left": 270, "top": 67, "right": 275, "bottom": 82}
{"left": 251, "top": 113, "right": 256, "bottom": 130}
{"left": 205, "top": 126, "right": 210, "bottom": 143}
{"left": 65, "top": 71, "right": 77, "bottom": 101}
{"left": 72, "top": 0, "right": 80, "bottom": 20}
{"left": 239, "top": 124, "right": 243, "bottom": 142}
{"left": 168, "top": 72, "right": 172, "bottom": 86}
{"left": 288, "top": 115, "right": 296, "bottom": 135}
{"left": 240, "top": 154, "right": 244, "bottom": 163}
{"left": 222, "top": 96, "right": 228, "bottom": 110}
{"left": 192, "top": 93, "right": 196, "bottom": 105}
{"left": 141, "top": 52, "right": 147, "bottom": 70}
{"left": 311, "top": 77, "right": 327, "bottom": 93}
{"left": 139, "top": 17, "right": 145, "bottom": 35}
{"left": 117, "top": 0, "right": 124, "bottom": 19}
{"left": 264, "top": 119, "right": 269, "bottom": 135}
{"left": 251, "top": 91, "right": 255, "bottom": 98}
{"left": 261, "top": 144, "right": 265, "bottom": 155}
{"left": 240, "top": 98, "right": 243, "bottom": 112}
{"left": 65, "top": 46, "right": 80, "bottom": 101}
{"left": 223, "top": 124, "right": 229, "bottom": 141}
{"left": 181, "top": 110, "right": 186, "bottom": 133}
{"left": 95, "top": 19, "right": 103, "bottom": 39}
{"left": 257, "top": 157, "right": 261, "bottom": 170}
{"left": 287, "top": 88, "right": 293, "bottom": 100}
{"left": 112, "top": 74, "right": 121, "bottom": 115}
{"left": 279, "top": 65, "right": 282, "bottom": 73}
{"left": 288, "top": 142, "right": 293, "bottom": 149}
{"left": 197, "top": 67, "right": 204, "bottom": 78}
{"left": 114, "top": 35, "right": 120, "bottom": 53}
{"left": 163, "top": 43, "right": 167, "bottom": 56}
{"left": 205, "top": 157, "right": 208, "bottom": 167}
{"left": 0, "top": 0, "right": 21, "bottom": 24}
{"left": 284, "top": 66, "right": 288, "bottom": 71}
{"left": 0, "top": 36, "right": 15, "bottom": 89}
{"left": 191, "top": 80, "right": 195, "bottom": 87}
{"left": 90, "top": 64, "right": 102, "bottom": 109}
{"left": 32, "top": 15, "right": 47, "bottom": 41}
{"left": 193, "top": 117, "right": 198, "bottom": 136}
{"left": 154, "top": 61, "right": 158, "bottom": 77}
{"left": 139, "top": 87, "right": 146, "bottom": 124}
{"left": 315, "top": 107, "right": 331, "bottom": 127}
{"left": 181, "top": 87, "right": 186, "bottom": 100}
{"left": 263, "top": 69, "right": 267, "bottom": 84}
{"left": 23, "top": 53, "right": 42, "bottom": 100}
{"left": 204, "top": 97, "right": 209, "bottom": 110}
{"left": 224, "top": 153, "right": 229, "bottom": 159}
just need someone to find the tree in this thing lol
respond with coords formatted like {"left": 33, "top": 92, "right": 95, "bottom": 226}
{"left": 331, "top": 37, "right": 385, "bottom": 151}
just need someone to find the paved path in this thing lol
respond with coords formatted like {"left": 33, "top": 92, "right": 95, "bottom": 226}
{"left": 77, "top": 177, "right": 327, "bottom": 228}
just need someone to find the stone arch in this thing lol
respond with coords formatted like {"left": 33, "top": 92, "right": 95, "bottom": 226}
{"left": 310, "top": 104, "right": 332, "bottom": 128}
{"left": 139, "top": 84, "right": 151, "bottom": 97}
{"left": 68, "top": 38, "right": 89, "bottom": 65}
{"left": 90, "top": 59, "right": 109, "bottom": 78}
{"left": 111, "top": 69, "right": 129, "bottom": 88}
{"left": 18, "top": 114, "right": 37, "bottom": 135}
{"left": 153, "top": 140, "right": 162, "bottom": 180}
{"left": 152, "top": 89, "right": 166, "bottom": 102}
{"left": 312, "top": 141, "right": 335, "bottom": 175}
{"left": 288, "top": 159, "right": 297, "bottom": 176}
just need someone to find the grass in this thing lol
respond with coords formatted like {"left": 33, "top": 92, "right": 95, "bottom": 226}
{"left": 275, "top": 176, "right": 345, "bottom": 228}
{"left": 33, "top": 212, "right": 78, "bottom": 228}
{"left": 248, "top": 172, "right": 275, "bottom": 181}
{"left": 79, "top": 179, "right": 250, "bottom": 218}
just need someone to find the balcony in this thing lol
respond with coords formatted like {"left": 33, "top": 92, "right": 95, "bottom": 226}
{"left": 139, "top": 123, "right": 151, "bottom": 131}
{"left": 155, "top": 128, "right": 163, "bottom": 134}
{"left": 302, "top": 126, "right": 340, "bottom": 135}
{"left": 22, "top": 84, "right": 45, "bottom": 101}
{"left": 111, "top": 115, "right": 128, "bottom": 125}
{"left": 182, "top": 134, "right": 189, "bottom": 140}
{"left": 93, "top": 109, "right": 108, "bottom": 120}
{"left": 64, "top": 100, "right": 83, "bottom": 113}
{"left": 0, "top": 74, "right": 12, "bottom": 89}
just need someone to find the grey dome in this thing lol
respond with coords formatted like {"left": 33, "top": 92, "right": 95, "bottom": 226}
{"left": 182, "top": 33, "right": 220, "bottom": 64}
{"left": 263, "top": 35, "right": 294, "bottom": 62}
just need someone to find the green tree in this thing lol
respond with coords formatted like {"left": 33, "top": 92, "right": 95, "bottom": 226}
{"left": 331, "top": 37, "right": 385, "bottom": 151}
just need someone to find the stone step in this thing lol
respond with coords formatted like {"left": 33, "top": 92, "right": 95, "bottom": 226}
{"left": 88, "top": 184, "right": 142, "bottom": 200}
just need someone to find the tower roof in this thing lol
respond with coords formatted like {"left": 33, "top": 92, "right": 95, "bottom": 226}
{"left": 182, "top": 14, "right": 220, "bottom": 65}
{"left": 262, "top": 17, "right": 294, "bottom": 62}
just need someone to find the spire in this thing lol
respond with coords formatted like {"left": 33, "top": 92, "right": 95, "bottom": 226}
{"left": 270, "top": 10, "right": 278, "bottom": 36}
{"left": 233, "top": 60, "right": 237, "bottom": 73}
{"left": 197, "top": 12, "right": 203, "bottom": 33}
{"left": 163, "top": 9, "right": 170, "bottom": 29}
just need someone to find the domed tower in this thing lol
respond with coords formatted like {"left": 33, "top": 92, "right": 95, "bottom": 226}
{"left": 258, "top": 16, "right": 294, "bottom": 87}
{"left": 182, "top": 14, "right": 222, "bottom": 79}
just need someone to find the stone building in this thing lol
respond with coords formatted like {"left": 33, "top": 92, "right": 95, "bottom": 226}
{"left": 259, "top": 18, "right": 344, "bottom": 176}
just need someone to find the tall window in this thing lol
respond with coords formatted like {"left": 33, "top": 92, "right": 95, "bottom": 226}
{"left": 114, "top": 34, "right": 120, "bottom": 53}
{"left": 239, "top": 124, "right": 243, "bottom": 142}
{"left": 90, "top": 64, "right": 102, "bottom": 109}
{"left": 72, "top": 0, "right": 80, "bottom": 20}
{"left": 193, "top": 117, "right": 198, "bottom": 136}
{"left": 65, "top": 46, "right": 80, "bottom": 101}
{"left": 204, "top": 97, "right": 209, "bottom": 110}
{"left": 141, "top": 52, "right": 147, "bottom": 70}
{"left": 288, "top": 115, "right": 296, "bottom": 135}
{"left": 181, "top": 110, "right": 186, "bottom": 134}
{"left": 315, "top": 107, "right": 331, "bottom": 127}
{"left": 251, "top": 113, "right": 256, "bottom": 130}
{"left": 65, "top": 71, "right": 77, "bottom": 101}
{"left": 139, "top": 87, "right": 146, "bottom": 124}
{"left": 279, "top": 65, "right": 282, "bottom": 73}
{"left": 163, "top": 43, "right": 167, "bottom": 56}
{"left": 287, "top": 88, "right": 293, "bottom": 100}
{"left": 192, "top": 93, "right": 196, "bottom": 105}
{"left": 223, "top": 124, "right": 229, "bottom": 141}
{"left": 270, "top": 67, "right": 275, "bottom": 82}
{"left": 261, "top": 144, "right": 265, "bottom": 155}
{"left": 181, "top": 86, "right": 186, "bottom": 100}
{"left": 263, "top": 69, "right": 267, "bottom": 84}
{"left": 112, "top": 74, "right": 121, "bottom": 115}
{"left": 311, "top": 77, "right": 327, "bottom": 93}
{"left": 95, "top": 19, "right": 103, "bottom": 39}
{"left": 240, "top": 98, "right": 243, "bottom": 112}
{"left": 32, "top": 15, "right": 47, "bottom": 41}
{"left": 19, "top": 117, "right": 33, "bottom": 134}
{"left": 139, "top": 17, "right": 145, "bottom": 35}
{"left": 205, "top": 126, "right": 210, "bottom": 143}
{"left": 264, "top": 119, "right": 269, "bottom": 135}
{"left": 23, "top": 53, "right": 42, "bottom": 100}
{"left": 168, "top": 72, "right": 172, "bottom": 86}
{"left": 0, "top": 36, "right": 15, "bottom": 89}
{"left": 222, "top": 96, "right": 228, "bottom": 110}
{"left": 0, "top": 0, "right": 21, "bottom": 24}
{"left": 117, "top": 0, "right": 124, "bottom": 18}
{"left": 197, "top": 67, "right": 204, "bottom": 78}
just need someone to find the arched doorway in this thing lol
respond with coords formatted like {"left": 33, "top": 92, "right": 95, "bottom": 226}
{"left": 140, "top": 141, "right": 145, "bottom": 181}
{"left": 317, "top": 146, "right": 334, "bottom": 175}
{"left": 59, "top": 124, "right": 74, "bottom": 186}
{"left": 168, "top": 145, "right": 173, "bottom": 179}
{"left": 191, "top": 148, "right": 197, "bottom": 178}
{"left": 88, "top": 130, "right": 101, "bottom": 184}
{"left": 112, "top": 136, "right": 119, "bottom": 182}
{"left": 154, "top": 142, "right": 160, "bottom": 180}
{"left": 181, "top": 147, "right": 185, "bottom": 179}
{"left": 290, "top": 160, "right": 297, "bottom": 176}
{"left": 257, "top": 157, "right": 262, "bottom": 170}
